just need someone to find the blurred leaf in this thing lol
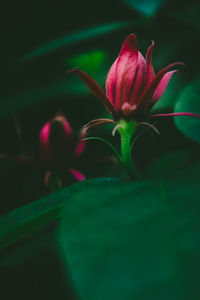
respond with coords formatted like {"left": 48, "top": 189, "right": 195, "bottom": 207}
{"left": 0, "top": 178, "right": 118, "bottom": 250}
{"left": 59, "top": 164, "right": 200, "bottom": 300}
{"left": 144, "top": 147, "right": 197, "bottom": 178}
{"left": 125, "top": 0, "right": 165, "bottom": 16}
{"left": 174, "top": 76, "right": 200, "bottom": 143}
{"left": 66, "top": 49, "right": 108, "bottom": 92}
{"left": 67, "top": 50, "right": 108, "bottom": 76}
{"left": 20, "top": 21, "right": 132, "bottom": 62}
{"left": 170, "top": 4, "right": 200, "bottom": 29}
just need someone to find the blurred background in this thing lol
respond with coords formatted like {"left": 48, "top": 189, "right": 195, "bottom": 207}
{"left": 0, "top": 0, "right": 200, "bottom": 299}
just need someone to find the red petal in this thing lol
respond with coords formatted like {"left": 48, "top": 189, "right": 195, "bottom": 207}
{"left": 115, "top": 34, "right": 138, "bottom": 109}
{"left": 149, "top": 112, "right": 200, "bottom": 118}
{"left": 59, "top": 115, "right": 73, "bottom": 137}
{"left": 75, "top": 140, "right": 85, "bottom": 157}
{"left": 130, "top": 52, "right": 146, "bottom": 105}
{"left": 75, "top": 128, "right": 87, "bottom": 157}
{"left": 68, "top": 68, "right": 115, "bottom": 115}
{"left": 106, "top": 58, "right": 118, "bottom": 105}
{"left": 39, "top": 121, "right": 51, "bottom": 161}
{"left": 39, "top": 121, "right": 50, "bottom": 146}
{"left": 146, "top": 41, "right": 155, "bottom": 84}
{"left": 68, "top": 168, "right": 85, "bottom": 181}
{"left": 137, "top": 62, "right": 183, "bottom": 115}
{"left": 151, "top": 70, "right": 177, "bottom": 105}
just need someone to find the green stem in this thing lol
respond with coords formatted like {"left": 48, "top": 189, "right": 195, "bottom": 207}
{"left": 118, "top": 119, "right": 138, "bottom": 179}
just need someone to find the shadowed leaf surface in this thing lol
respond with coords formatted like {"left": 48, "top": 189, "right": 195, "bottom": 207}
{"left": 0, "top": 178, "right": 119, "bottom": 251}
{"left": 59, "top": 164, "right": 200, "bottom": 300}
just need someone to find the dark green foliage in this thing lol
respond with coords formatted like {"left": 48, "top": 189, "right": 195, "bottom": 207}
{"left": 59, "top": 164, "right": 200, "bottom": 300}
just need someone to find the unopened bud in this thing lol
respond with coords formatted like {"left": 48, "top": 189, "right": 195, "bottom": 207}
{"left": 39, "top": 114, "right": 73, "bottom": 166}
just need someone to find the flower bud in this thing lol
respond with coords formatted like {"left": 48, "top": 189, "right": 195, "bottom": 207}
{"left": 39, "top": 114, "right": 74, "bottom": 166}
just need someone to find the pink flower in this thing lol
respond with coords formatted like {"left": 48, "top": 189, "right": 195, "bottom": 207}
{"left": 0, "top": 113, "right": 86, "bottom": 188}
{"left": 69, "top": 34, "right": 200, "bottom": 131}
{"left": 39, "top": 113, "right": 85, "bottom": 183}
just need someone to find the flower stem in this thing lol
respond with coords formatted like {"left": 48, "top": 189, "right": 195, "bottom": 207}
{"left": 117, "top": 119, "right": 138, "bottom": 179}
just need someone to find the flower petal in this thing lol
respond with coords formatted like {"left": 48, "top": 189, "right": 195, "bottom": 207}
{"left": 115, "top": 34, "right": 138, "bottom": 109}
{"left": 106, "top": 58, "right": 118, "bottom": 105}
{"left": 149, "top": 112, "right": 200, "bottom": 118}
{"left": 146, "top": 41, "right": 155, "bottom": 84}
{"left": 68, "top": 168, "right": 85, "bottom": 181}
{"left": 142, "top": 70, "right": 178, "bottom": 114}
{"left": 75, "top": 126, "right": 88, "bottom": 157}
{"left": 39, "top": 121, "right": 51, "bottom": 162}
{"left": 130, "top": 52, "right": 146, "bottom": 105}
{"left": 152, "top": 70, "right": 177, "bottom": 105}
{"left": 68, "top": 68, "right": 115, "bottom": 115}
{"left": 75, "top": 139, "right": 85, "bottom": 157}
{"left": 137, "top": 62, "right": 183, "bottom": 115}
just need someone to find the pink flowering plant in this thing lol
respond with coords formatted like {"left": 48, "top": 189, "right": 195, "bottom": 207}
{"left": 0, "top": 113, "right": 85, "bottom": 191}
{"left": 39, "top": 113, "right": 86, "bottom": 189}
{"left": 1, "top": 6, "right": 200, "bottom": 299}
{"left": 69, "top": 34, "right": 200, "bottom": 178}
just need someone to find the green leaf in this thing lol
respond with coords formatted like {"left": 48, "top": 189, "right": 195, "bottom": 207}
{"left": 125, "top": 0, "right": 165, "bottom": 16}
{"left": 144, "top": 147, "right": 197, "bottom": 178}
{"left": 59, "top": 165, "right": 200, "bottom": 300}
{"left": 0, "top": 178, "right": 118, "bottom": 250}
{"left": 19, "top": 21, "right": 132, "bottom": 63}
{"left": 174, "top": 76, "right": 200, "bottom": 143}
{"left": 67, "top": 50, "right": 108, "bottom": 75}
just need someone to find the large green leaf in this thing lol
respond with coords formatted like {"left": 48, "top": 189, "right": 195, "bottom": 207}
{"left": 174, "top": 76, "right": 200, "bottom": 143}
{"left": 59, "top": 164, "right": 200, "bottom": 300}
{"left": 0, "top": 178, "right": 118, "bottom": 251}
